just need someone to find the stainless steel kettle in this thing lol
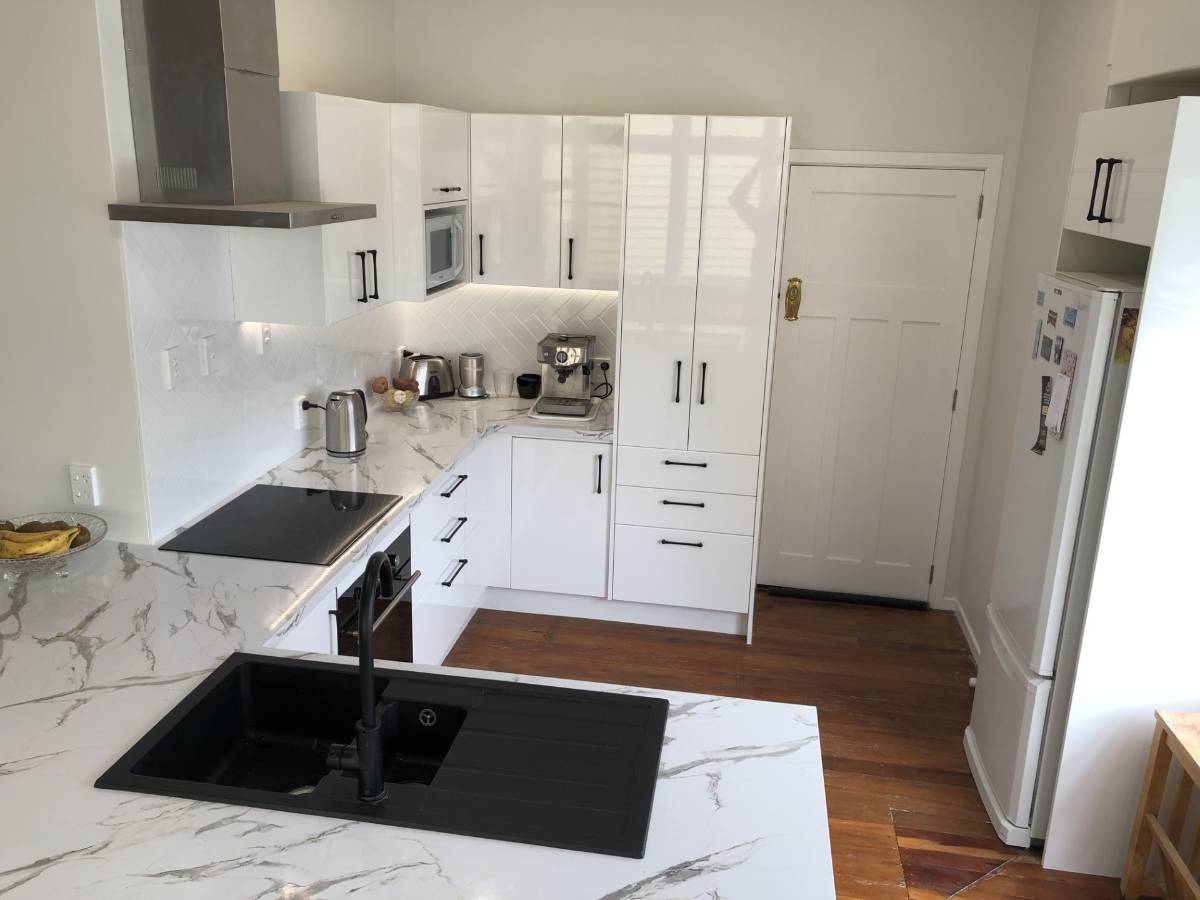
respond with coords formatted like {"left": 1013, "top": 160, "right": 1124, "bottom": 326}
{"left": 307, "top": 390, "right": 368, "bottom": 458}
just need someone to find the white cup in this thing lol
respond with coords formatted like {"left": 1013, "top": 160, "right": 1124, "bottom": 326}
{"left": 493, "top": 369, "right": 515, "bottom": 398}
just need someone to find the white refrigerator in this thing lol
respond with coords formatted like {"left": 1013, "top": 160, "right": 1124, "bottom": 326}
{"left": 964, "top": 271, "right": 1143, "bottom": 847}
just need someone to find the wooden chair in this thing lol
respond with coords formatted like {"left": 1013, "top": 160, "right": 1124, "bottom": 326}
{"left": 1122, "top": 712, "right": 1200, "bottom": 899}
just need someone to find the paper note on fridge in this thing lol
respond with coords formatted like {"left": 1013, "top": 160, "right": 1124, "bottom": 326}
{"left": 1047, "top": 372, "right": 1072, "bottom": 434}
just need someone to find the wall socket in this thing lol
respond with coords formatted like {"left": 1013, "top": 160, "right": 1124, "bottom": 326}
{"left": 68, "top": 465, "right": 100, "bottom": 507}
{"left": 198, "top": 333, "right": 217, "bottom": 376}
{"left": 253, "top": 324, "right": 272, "bottom": 355}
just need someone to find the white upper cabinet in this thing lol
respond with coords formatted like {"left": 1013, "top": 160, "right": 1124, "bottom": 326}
{"left": 560, "top": 116, "right": 625, "bottom": 290}
{"left": 471, "top": 114, "right": 563, "bottom": 288}
{"left": 510, "top": 438, "right": 611, "bottom": 598}
{"left": 420, "top": 106, "right": 471, "bottom": 203}
{"left": 688, "top": 116, "right": 787, "bottom": 455}
{"left": 617, "top": 115, "right": 706, "bottom": 451}
{"left": 1064, "top": 99, "right": 1179, "bottom": 248}
{"left": 228, "top": 92, "right": 394, "bottom": 326}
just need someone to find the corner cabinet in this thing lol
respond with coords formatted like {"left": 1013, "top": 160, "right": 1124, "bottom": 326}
{"left": 510, "top": 437, "right": 612, "bottom": 598}
{"left": 612, "top": 114, "right": 789, "bottom": 621}
{"left": 471, "top": 114, "right": 563, "bottom": 287}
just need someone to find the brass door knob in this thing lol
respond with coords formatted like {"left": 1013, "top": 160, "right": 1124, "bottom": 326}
{"left": 784, "top": 277, "right": 802, "bottom": 321}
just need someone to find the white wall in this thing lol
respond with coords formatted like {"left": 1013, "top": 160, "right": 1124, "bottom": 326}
{"left": 948, "top": 0, "right": 1117, "bottom": 648}
{"left": 276, "top": 0, "right": 397, "bottom": 101}
{"left": 1108, "top": 0, "right": 1200, "bottom": 85}
{"left": 0, "top": 2, "right": 148, "bottom": 541}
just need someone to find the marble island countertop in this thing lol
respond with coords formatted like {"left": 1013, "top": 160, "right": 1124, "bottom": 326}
{"left": 0, "top": 396, "right": 836, "bottom": 898}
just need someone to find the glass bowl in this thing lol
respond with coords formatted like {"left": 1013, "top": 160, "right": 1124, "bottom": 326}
{"left": 0, "top": 512, "right": 108, "bottom": 580}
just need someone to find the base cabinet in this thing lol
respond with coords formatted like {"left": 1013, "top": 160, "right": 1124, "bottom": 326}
{"left": 612, "top": 525, "right": 753, "bottom": 613}
{"left": 510, "top": 437, "right": 611, "bottom": 598}
{"left": 269, "top": 586, "right": 337, "bottom": 655}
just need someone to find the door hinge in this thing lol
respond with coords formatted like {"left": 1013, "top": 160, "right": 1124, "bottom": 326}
{"left": 951, "top": 388, "right": 958, "bottom": 412}
{"left": 929, "top": 564, "right": 935, "bottom": 585}
{"left": 977, "top": 194, "right": 984, "bottom": 219}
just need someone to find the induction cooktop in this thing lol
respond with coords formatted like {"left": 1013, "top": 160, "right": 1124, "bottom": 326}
{"left": 160, "top": 485, "right": 402, "bottom": 566}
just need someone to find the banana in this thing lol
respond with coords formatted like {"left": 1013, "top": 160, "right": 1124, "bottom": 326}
{"left": 0, "top": 529, "right": 78, "bottom": 560}
{"left": 0, "top": 528, "right": 76, "bottom": 545}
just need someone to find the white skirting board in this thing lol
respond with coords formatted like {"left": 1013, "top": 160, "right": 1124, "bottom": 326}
{"left": 476, "top": 587, "right": 748, "bottom": 636}
{"left": 940, "top": 595, "right": 981, "bottom": 664}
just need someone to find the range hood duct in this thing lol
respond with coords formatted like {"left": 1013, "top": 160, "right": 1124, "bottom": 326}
{"left": 109, "top": 0, "right": 374, "bottom": 228}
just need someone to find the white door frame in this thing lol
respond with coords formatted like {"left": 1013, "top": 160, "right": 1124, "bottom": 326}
{"left": 773, "top": 149, "right": 1003, "bottom": 611}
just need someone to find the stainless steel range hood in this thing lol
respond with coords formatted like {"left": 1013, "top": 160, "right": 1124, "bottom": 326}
{"left": 108, "top": 0, "right": 374, "bottom": 229}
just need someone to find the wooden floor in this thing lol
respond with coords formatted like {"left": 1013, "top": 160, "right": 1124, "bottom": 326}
{"left": 444, "top": 592, "right": 1124, "bottom": 899}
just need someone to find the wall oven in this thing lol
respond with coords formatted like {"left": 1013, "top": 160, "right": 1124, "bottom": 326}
{"left": 334, "top": 527, "right": 419, "bottom": 663}
{"left": 425, "top": 206, "right": 466, "bottom": 292}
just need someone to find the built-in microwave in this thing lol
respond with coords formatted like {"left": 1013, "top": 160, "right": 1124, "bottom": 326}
{"left": 425, "top": 206, "right": 466, "bottom": 292}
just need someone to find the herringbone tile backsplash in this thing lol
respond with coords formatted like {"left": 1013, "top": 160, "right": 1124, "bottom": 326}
{"left": 397, "top": 283, "right": 618, "bottom": 386}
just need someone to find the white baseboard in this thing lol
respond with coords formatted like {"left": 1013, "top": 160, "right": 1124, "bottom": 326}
{"left": 943, "top": 595, "right": 981, "bottom": 663}
{"left": 478, "top": 587, "right": 748, "bottom": 637}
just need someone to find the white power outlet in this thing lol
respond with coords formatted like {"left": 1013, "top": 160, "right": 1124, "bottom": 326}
{"left": 161, "top": 345, "right": 182, "bottom": 390}
{"left": 254, "top": 324, "right": 272, "bottom": 355}
{"left": 198, "top": 334, "right": 217, "bottom": 376}
{"left": 68, "top": 465, "right": 100, "bottom": 507}
{"left": 293, "top": 394, "right": 310, "bottom": 430}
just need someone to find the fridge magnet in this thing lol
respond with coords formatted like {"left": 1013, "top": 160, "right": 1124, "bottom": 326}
{"left": 1036, "top": 288, "right": 1046, "bottom": 307}
{"left": 1032, "top": 318, "right": 1043, "bottom": 359}
{"left": 1053, "top": 335, "right": 1064, "bottom": 365}
{"left": 1040, "top": 334, "right": 1053, "bottom": 361}
{"left": 1053, "top": 350, "right": 1078, "bottom": 440}
{"left": 1047, "top": 372, "right": 1071, "bottom": 435}
{"left": 1064, "top": 306, "right": 1078, "bottom": 328}
{"left": 1115, "top": 307, "right": 1140, "bottom": 364}
{"left": 1031, "top": 374, "right": 1051, "bottom": 456}
{"left": 1046, "top": 309, "right": 1058, "bottom": 328}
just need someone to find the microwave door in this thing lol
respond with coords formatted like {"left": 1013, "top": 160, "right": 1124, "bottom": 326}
{"left": 449, "top": 216, "right": 465, "bottom": 281}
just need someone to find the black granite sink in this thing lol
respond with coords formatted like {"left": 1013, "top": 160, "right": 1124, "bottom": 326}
{"left": 96, "top": 653, "right": 668, "bottom": 858}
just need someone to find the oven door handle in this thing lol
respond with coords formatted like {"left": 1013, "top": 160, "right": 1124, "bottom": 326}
{"left": 336, "top": 569, "right": 422, "bottom": 638}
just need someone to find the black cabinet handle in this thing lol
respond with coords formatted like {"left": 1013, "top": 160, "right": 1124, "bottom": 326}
{"left": 1097, "top": 158, "right": 1121, "bottom": 224}
{"left": 368, "top": 249, "right": 379, "bottom": 299}
{"left": 698, "top": 362, "right": 708, "bottom": 405}
{"left": 659, "top": 539, "right": 703, "bottom": 548}
{"left": 440, "top": 516, "right": 468, "bottom": 543}
{"left": 1086, "top": 158, "right": 1104, "bottom": 222}
{"left": 595, "top": 454, "right": 603, "bottom": 494}
{"left": 673, "top": 360, "right": 682, "bottom": 403}
{"left": 442, "top": 559, "right": 468, "bottom": 587}
{"left": 440, "top": 473, "right": 468, "bottom": 498}
{"left": 662, "top": 499, "right": 706, "bottom": 508}
{"left": 478, "top": 234, "right": 484, "bottom": 277}
{"left": 664, "top": 459, "right": 707, "bottom": 468}
{"left": 436, "top": 186, "right": 463, "bottom": 193}
{"left": 568, "top": 237, "right": 574, "bottom": 281}
{"left": 355, "top": 251, "right": 368, "bottom": 302}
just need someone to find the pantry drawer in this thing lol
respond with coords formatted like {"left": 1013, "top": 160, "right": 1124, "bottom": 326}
{"left": 615, "top": 485, "right": 757, "bottom": 536}
{"left": 612, "top": 524, "right": 753, "bottom": 613}
{"left": 616, "top": 446, "right": 759, "bottom": 495}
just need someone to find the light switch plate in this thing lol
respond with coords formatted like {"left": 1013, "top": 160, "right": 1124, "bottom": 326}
{"left": 68, "top": 465, "right": 100, "bottom": 506}
{"left": 161, "top": 345, "right": 181, "bottom": 390}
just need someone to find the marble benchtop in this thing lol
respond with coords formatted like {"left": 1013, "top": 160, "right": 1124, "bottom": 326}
{"left": 0, "top": 396, "right": 836, "bottom": 898}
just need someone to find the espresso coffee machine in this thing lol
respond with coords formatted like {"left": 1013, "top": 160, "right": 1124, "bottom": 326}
{"left": 530, "top": 333, "right": 599, "bottom": 420}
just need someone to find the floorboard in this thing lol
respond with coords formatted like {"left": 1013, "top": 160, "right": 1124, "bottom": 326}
{"left": 442, "top": 592, "right": 1123, "bottom": 899}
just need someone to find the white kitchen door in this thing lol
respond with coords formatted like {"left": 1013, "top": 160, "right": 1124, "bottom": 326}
{"left": 758, "top": 165, "right": 984, "bottom": 602}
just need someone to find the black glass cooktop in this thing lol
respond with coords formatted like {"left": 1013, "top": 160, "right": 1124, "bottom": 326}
{"left": 160, "top": 485, "right": 402, "bottom": 566}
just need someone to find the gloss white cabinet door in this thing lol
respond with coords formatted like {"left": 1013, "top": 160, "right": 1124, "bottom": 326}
{"left": 1063, "top": 99, "right": 1178, "bottom": 248}
{"left": 420, "top": 105, "right": 470, "bottom": 203}
{"left": 616, "top": 115, "right": 706, "bottom": 451}
{"left": 471, "top": 114, "right": 562, "bottom": 287}
{"left": 278, "top": 92, "right": 393, "bottom": 321}
{"left": 688, "top": 116, "right": 787, "bottom": 455}
{"left": 561, "top": 116, "right": 625, "bottom": 290}
{"left": 510, "top": 438, "right": 611, "bottom": 597}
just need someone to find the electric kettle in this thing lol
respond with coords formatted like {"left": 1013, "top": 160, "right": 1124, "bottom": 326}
{"left": 305, "top": 390, "right": 368, "bottom": 458}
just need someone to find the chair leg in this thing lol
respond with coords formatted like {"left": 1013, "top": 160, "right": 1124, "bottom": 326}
{"left": 1123, "top": 724, "right": 1173, "bottom": 899}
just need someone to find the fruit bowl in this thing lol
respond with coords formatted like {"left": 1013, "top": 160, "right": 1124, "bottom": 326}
{"left": 0, "top": 512, "right": 108, "bottom": 580}
{"left": 378, "top": 389, "right": 418, "bottom": 413}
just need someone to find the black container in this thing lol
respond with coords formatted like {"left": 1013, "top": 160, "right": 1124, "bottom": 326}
{"left": 516, "top": 373, "right": 541, "bottom": 400}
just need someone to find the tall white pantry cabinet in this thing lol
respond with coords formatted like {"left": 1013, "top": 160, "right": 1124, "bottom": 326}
{"left": 612, "top": 114, "right": 790, "bottom": 632}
